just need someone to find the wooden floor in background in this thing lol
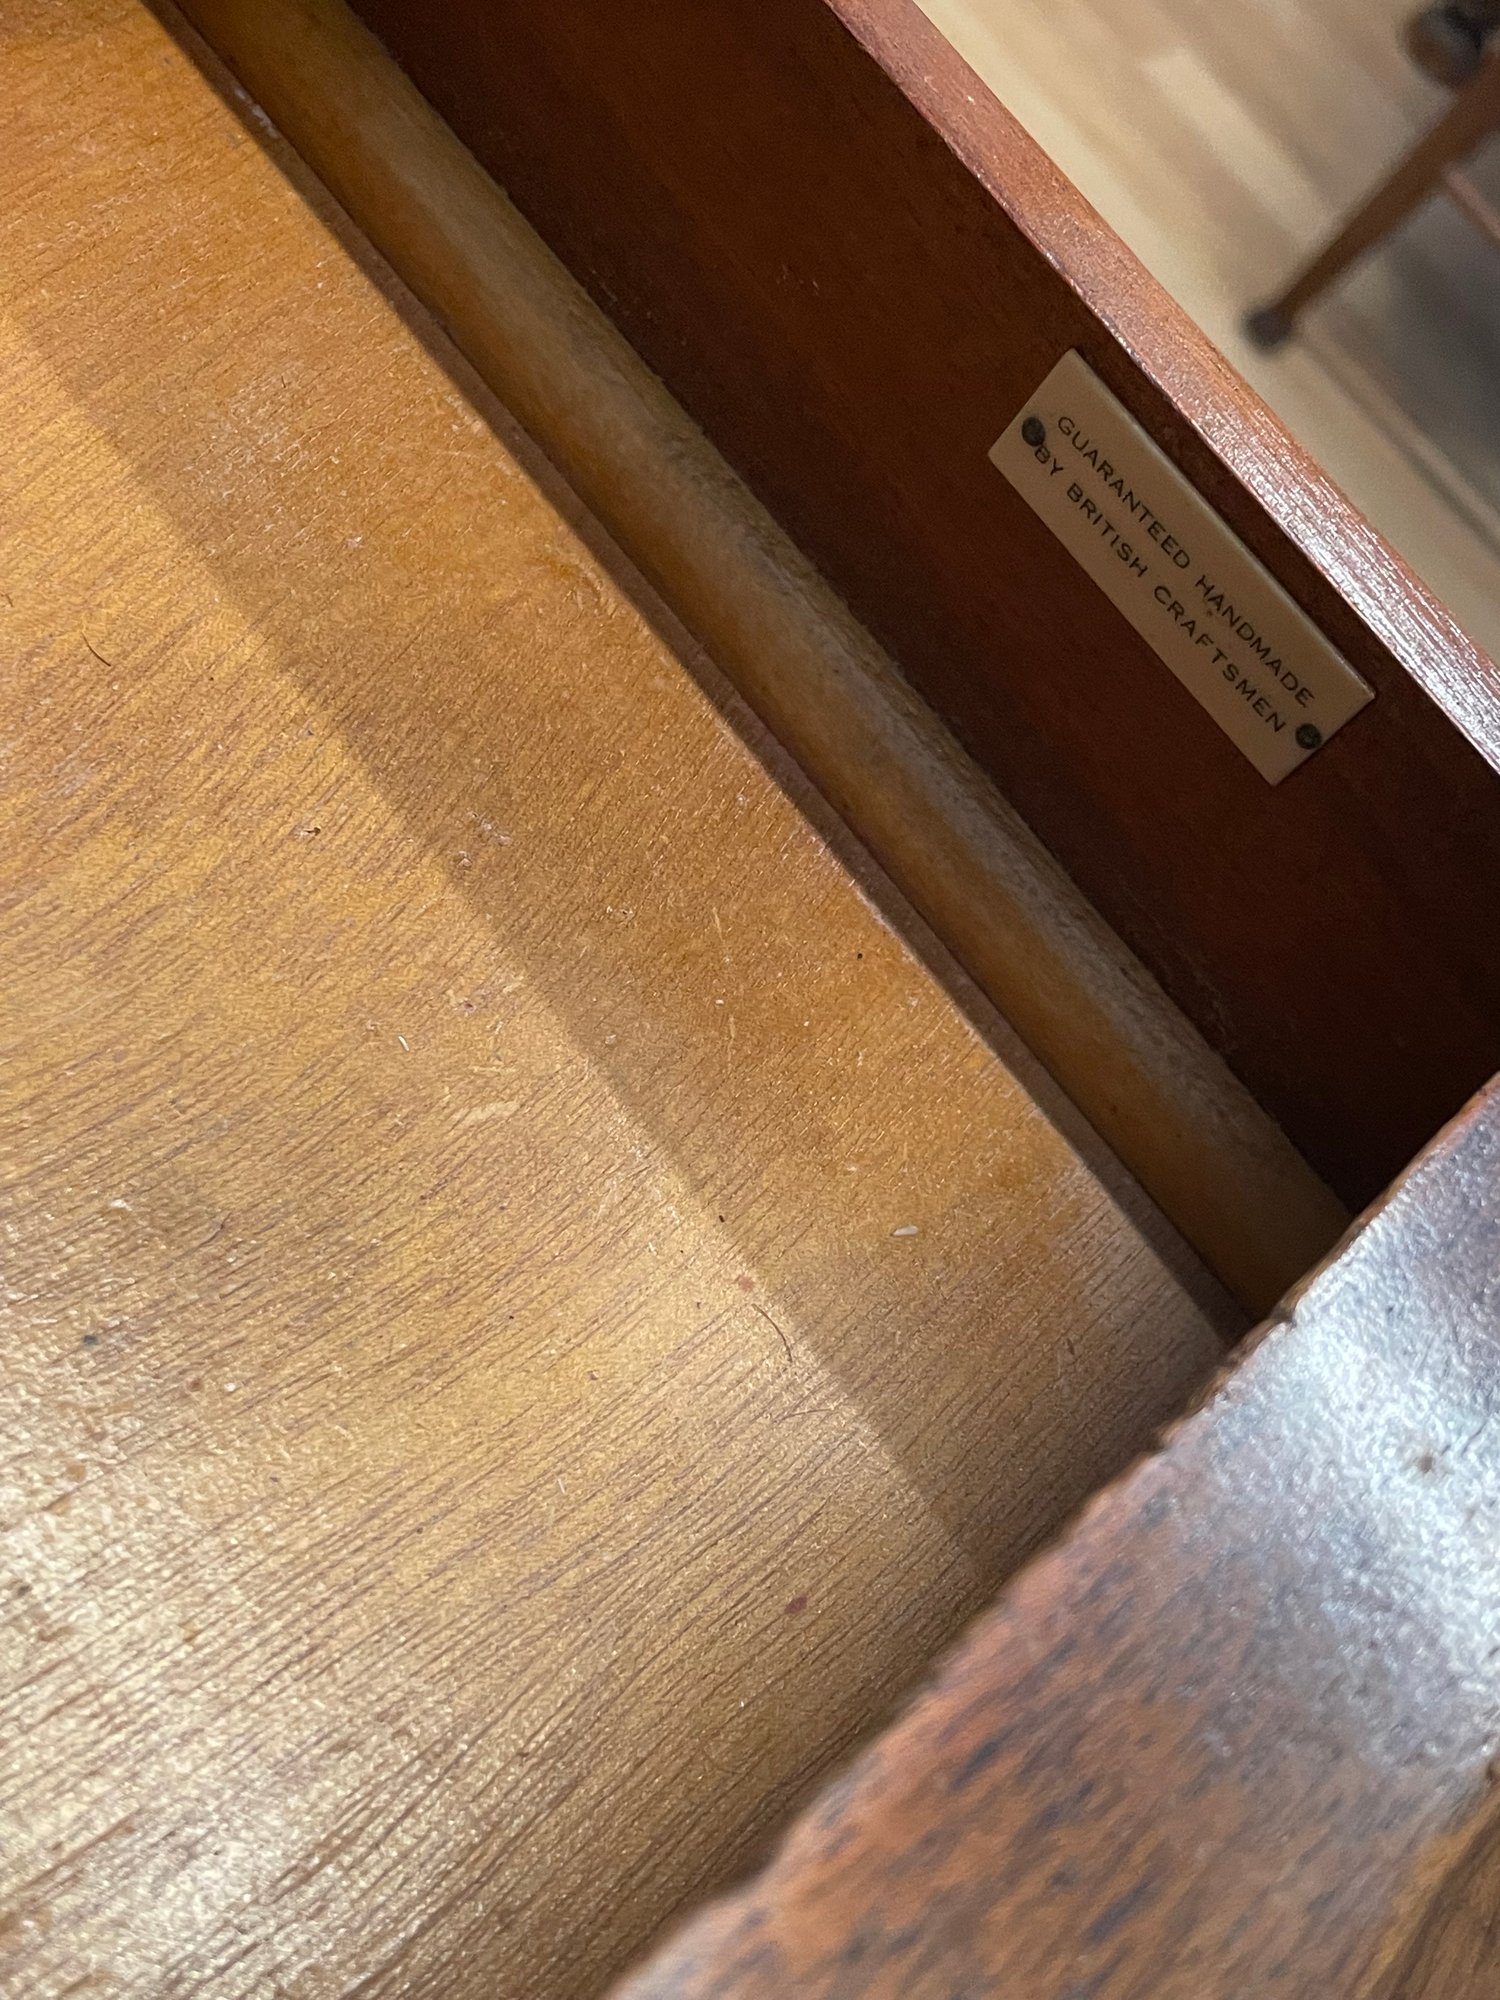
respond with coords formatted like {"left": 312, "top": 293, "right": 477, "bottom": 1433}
{"left": 922, "top": 0, "right": 1500, "bottom": 663}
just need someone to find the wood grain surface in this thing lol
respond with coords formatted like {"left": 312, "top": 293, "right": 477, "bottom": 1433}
{"left": 168, "top": 0, "right": 1348, "bottom": 1316}
{"left": 618, "top": 1077, "right": 1500, "bottom": 1999}
{"left": 347, "top": 0, "right": 1500, "bottom": 1209}
{"left": 0, "top": 5, "right": 1232, "bottom": 1995}
{"left": 1377, "top": 1810, "right": 1500, "bottom": 1998}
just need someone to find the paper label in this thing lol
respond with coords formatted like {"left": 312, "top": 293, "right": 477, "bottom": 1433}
{"left": 990, "top": 350, "right": 1373, "bottom": 783}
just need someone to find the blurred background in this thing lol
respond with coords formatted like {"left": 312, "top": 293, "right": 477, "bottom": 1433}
{"left": 920, "top": 0, "right": 1500, "bottom": 659}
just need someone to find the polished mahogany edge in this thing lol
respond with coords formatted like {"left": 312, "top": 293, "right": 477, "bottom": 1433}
{"left": 345, "top": 0, "right": 1500, "bottom": 1204}
{"left": 614, "top": 1076, "right": 1500, "bottom": 1997}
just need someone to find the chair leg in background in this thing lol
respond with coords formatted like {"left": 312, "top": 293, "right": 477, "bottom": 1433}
{"left": 1246, "top": 54, "right": 1500, "bottom": 347}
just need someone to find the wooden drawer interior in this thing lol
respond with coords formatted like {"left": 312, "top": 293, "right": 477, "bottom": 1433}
{"left": 5, "top": 2, "right": 1498, "bottom": 1996}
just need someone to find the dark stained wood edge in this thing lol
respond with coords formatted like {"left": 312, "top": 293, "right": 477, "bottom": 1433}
{"left": 344, "top": 0, "right": 1500, "bottom": 1207}
{"left": 613, "top": 1075, "right": 1500, "bottom": 1997}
